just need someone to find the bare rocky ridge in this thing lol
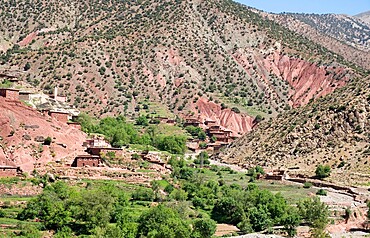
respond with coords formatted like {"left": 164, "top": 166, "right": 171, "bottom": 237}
{"left": 355, "top": 10, "right": 370, "bottom": 25}
{"left": 0, "top": 98, "right": 86, "bottom": 172}
{"left": 217, "top": 76, "right": 370, "bottom": 186}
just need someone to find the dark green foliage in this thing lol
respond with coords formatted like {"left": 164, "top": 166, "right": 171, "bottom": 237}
{"left": 212, "top": 197, "right": 244, "bottom": 224}
{"left": 315, "top": 164, "right": 331, "bottom": 179}
{"left": 281, "top": 207, "right": 301, "bottom": 237}
{"left": 298, "top": 197, "right": 329, "bottom": 229}
{"left": 194, "top": 151, "right": 210, "bottom": 166}
{"left": 18, "top": 181, "right": 128, "bottom": 234}
{"left": 77, "top": 114, "right": 186, "bottom": 154}
{"left": 136, "top": 115, "right": 149, "bottom": 126}
{"left": 132, "top": 187, "right": 155, "bottom": 201}
{"left": 43, "top": 136, "right": 52, "bottom": 145}
{"left": 185, "top": 126, "right": 206, "bottom": 141}
{"left": 155, "top": 135, "right": 187, "bottom": 155}
{"left": 231, "top": 107, "right": 240, "bottom": 113}
{"left": 137, "top": 205, "right": 192, "bottom": 238}
{"left": 303, "top": 182, "right": 312, "bottom": 188}
{"left": 316, "top": 189, "right": 327, "bottom": 196}
{"left": 192, "top": 218, "right": 217, "bottom": 238}
{"left": 24, "top": 62, "right": 31, "bottom": 71}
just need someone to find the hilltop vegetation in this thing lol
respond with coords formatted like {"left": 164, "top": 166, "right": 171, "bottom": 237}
{"left": 0, "top": 0, "right": 364, "bottom": 121}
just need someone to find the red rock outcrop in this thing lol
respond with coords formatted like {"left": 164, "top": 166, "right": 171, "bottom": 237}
{"left": 194, "top": 98, "right": 255, "bottom": 135}
{"left": 18, "top": 32, "right": 38, "bottom": 46}
{"left": 264, "top": 51, "right": 350, "bottom": 107}
{"left": 0, "top": 98, "right": 86, "bottom": 172}
{"left": 233, "top": 50, "right": 350, "bottom": 108}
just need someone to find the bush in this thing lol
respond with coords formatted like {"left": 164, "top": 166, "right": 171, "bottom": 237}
{"left": 316, "top": 189, "right": 327, "bottom": 196}
{"left": 315, "top": 165, "right": 331, "bottom": 179}
{"left": 44, "top": 136, "right": 52, "bottom": 145}
{"left": 303, "top": 182, "right": 312, "bottom": 189}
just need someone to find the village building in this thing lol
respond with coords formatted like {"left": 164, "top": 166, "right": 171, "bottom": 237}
{"left": 86, "top": 147, "right": 123, "bottom": 157}
{"left": 71, "top": 155, "right": 102, "bottom": 167}
{"left": 0, "top": 88, "right": 19, "bottom": 101}
{"left": 83, "top": 138, "right": 112, "bottom": 148}
{"left": 49, "top": 110, "right": 69, "bottom": 123}
{"left": 184, "top": 118, "right": 201, "bottom": 127}
{"left": 67, "top": 122, "right": 82, "bottom": 130}
{"left": 19, "top": 91, "right": 32, "bottom": 101}
{"left": 49, "top": 87, "right": 67, "bottom": 103}
{"left": 0, "top": 166, "right": 22, "bottom": 177}
{"left": 264, "top": 170, "right": 287, "bottom": 181}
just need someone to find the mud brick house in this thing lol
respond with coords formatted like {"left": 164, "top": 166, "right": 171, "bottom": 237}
{"left": 67, "top": 122, "right": 81, "bottom": 130}
{"left": 204, "top": 119, "right": 217, "bottom": 127}
{"left": 155, "top": 116, "right": 176, "bottom": 125}
{"left": 83, "top": 138, "right": 111, "bottom": 148}
{"left": 86, "top": 147, "right": 124, "bottom": 157}
{"left": 207, "top": 125, "right": 233, "bottom": 143}
{"left": 49, "top": 110, "right": 69, "bottom": 123}
{"left": 72, "top": 155, "right": 102, "bottom": 167}
{"left": 264, "top": 170, "right": 286, "bottom": 181}
{"left": 0, "top": 88, "right": 19, "bottom": 100}
{"left": 19, "top": 91, "right": 32, "bottom": 101}
{"left": 207, "top": 142, "right": 228, "bottom": 153}
{"left": 184, "top": 118, "right": 201, "bottom": 127}
{"left": 0, "top": 166, "right": 22, "bottom": 177}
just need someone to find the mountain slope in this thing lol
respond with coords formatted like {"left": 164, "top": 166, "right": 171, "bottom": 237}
{"left": 216, "top": 75, "right": 370, "bottom": 186}
{"left": 268, "top": 13, "right": 370, "bottom": 70}
{"left": 286, "top": 13, "right": 370, "bottom": 51}
{"left": 355, "top": 11, "right": 370, "bottom": 25}
{"left": 0, "top": 0, "right": 364, "bottom": 134}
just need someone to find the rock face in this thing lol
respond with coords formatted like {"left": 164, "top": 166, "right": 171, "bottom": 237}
{"left": 263, "top": 52, "right": 349, "bottom": 107}
{"left": 195, "top": 98, "right": 255, "bottom": 134}
{"left": 0, "top": 98, "right": 86, "bottom": 172}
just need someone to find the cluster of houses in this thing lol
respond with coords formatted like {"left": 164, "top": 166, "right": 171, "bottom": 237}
{"left": 0, "top": 84, "right": 80, "bottom": 126}
{"left": 184, "top": 117, "right": 241, "bottom": 153}
{"left": 71, "top": 137, "right": 166, "bottom": 170}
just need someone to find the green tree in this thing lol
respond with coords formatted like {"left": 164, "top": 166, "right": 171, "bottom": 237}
{"left": 137, "top": 205, "right": 191, "bottom": 238}
{"left": 75, "top": 188, "right": 116, "bottom": 231}
{"left": 298, "top": 197, "right": 329, "bottom": 229}
{"left": 281, "top": 207, "right": 301, "bottom": 237}
{"left": 212, "top": 197, "right": 244, "bottom": 224}
{"left": 194, "top": 151, "right": 210, "bottom": 167}
{"left": 136, "top": 115, "right": 149, "bottom": 126}
{"left": 192, "top": 218, "right": 217, "bottom": 238}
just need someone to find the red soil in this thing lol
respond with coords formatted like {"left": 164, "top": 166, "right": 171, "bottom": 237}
{"left": 0, "top": 98, "right": 86, "bottom": 172}
{"left": 195, "top": 98, "right": 255, "bottom": 135}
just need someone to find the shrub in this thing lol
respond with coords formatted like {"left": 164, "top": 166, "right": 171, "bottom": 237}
{"left": 44, "top": 136, "right": 52, "bottom": 145}
{"left": 315, "top": 165, "right": 331, "bottom": 179}
{"left": 303, "top": 182, "right": 312, "bottom": 189}
{"left": 316, "top": 189, "right": 327, "bottom": 196}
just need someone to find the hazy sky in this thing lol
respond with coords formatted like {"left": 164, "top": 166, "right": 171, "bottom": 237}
{"left": 235, "top": 0, "right": 370, "bottom": 15}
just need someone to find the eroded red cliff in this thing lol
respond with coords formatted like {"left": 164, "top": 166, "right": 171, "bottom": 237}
{"left": 0, "top": 98, "right": 86, "bottom": 172}
{"left": 192, "top": 98, "right": 255, "bottom": 135}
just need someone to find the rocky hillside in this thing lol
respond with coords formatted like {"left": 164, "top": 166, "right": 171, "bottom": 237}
{"left": 0, "top": 98, "right": 86, "bottom": 172}
{"left": 355, "top": 10, "right": 370, "bottom": 25}
{"left": 269, "top": 13, "right": 370, "bottom": 70}
{"left": 286, "top": 13, "right": 370, "bottom": 51}
{"left": 0, "top": 0, "right": 364, "bottom": 133}
{"left": 216, "top": 75, "right": 370, "bottom": 186}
